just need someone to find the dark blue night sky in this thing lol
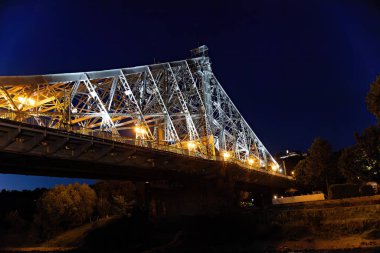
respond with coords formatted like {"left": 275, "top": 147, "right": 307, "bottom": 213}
{"left": 0, "top": 0, "right": 379, "bottom": 190}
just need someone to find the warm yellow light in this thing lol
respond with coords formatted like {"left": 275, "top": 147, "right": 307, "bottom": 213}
{"left": 134, "top": 125, "right": 147, "bottom": 137}
{"left": 223, "top": 151, "right": 231, "bottom": 160}
{"left": 18, "top": 96, "right": 35, "bottom": 106}
{"left": 18, "top": 96, "right": 26, "bottom": 104}
{"left": 273, "top": 195, "right": 278, "bottom": 199}
{"left": 271, "top": 164, "right": 279, "bottom": 171}
{"left": 187, "top": 141, "right": 196, "bottom": 150}
{"left": 247, "top": 158, "right": 255, "bottom": 165}
{"left": 291, "top": 171, "right": 295, "bottom": 176}
{"left": 28, "top": 98, "right": 35, "bottom": 106}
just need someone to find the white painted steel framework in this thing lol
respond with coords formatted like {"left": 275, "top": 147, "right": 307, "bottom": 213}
{"left": 0, "top": 46, "right": 282, "bottom": 174}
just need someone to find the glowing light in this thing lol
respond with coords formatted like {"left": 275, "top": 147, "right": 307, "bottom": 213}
{"left": 273, "top": 195, "right": 278, "bottom": 199}
{"left": 134, "top": 125, "right": 147, "bottom": 138}
{"left": 18, "top": 96, "right": 35, "bottom": 106}
{"left": 18, "top": 96, "right": 27, "bottom": 104}
{"left": 247, "top": 158, "right": 255, "bottom": 166}
{"left": 291, "top": 171, "right": 295, "bottom": 176}
{"left": 223, "top": 151, "right": 231, "bottom": 160}
{"left": 271, "top": 163, "right": 279, "bottom": 172}
{"left": 28, "top": 98, "right": 35, "bottom": 106}
{"left": 187, "top": 141, "right": 196, "bottom": 150}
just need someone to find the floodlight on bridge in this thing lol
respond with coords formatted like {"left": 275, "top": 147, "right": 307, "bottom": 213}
{"left": 134, "top": 125, "right": 148, "bottom": 138}
{"left": 271, "top": 163, "right": 279, "bottom": 172}
{"left": 247, "top": 157, "right": 255, "bottom": 166}
{"left": 187, "top": 141, "right": 197, "bottom": 151}
{"left": 17, "top": 96, "right": 36, "bottom": 106}
{"left": 223, "top": 151, "right": 231, "bottom": 161}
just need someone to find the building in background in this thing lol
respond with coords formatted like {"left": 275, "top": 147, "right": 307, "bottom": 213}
{"left": 276, "top": 150, "right": 307, "bottom": 177}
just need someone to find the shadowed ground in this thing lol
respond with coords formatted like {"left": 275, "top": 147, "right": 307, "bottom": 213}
{"left": 1, "top": 195, "right": 380, "bottom": 252}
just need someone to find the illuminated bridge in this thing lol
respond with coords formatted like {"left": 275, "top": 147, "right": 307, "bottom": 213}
{"left": 0, "top": 46, "right": 292, "bottom": 212}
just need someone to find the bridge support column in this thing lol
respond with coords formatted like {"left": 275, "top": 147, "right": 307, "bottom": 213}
{"left": 135, "top": 182, "right": 148, "bottom": 209}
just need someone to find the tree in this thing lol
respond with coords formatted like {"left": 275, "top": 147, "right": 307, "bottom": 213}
{"left": 3, "top": 210, "right": 27, "bottom": 230}
{"left": 293, "top": 159, "right": 309, "bottom": 188}
{"left": 356, "top": 125, "right": 380, "bottom": 172}
{"left": 93, "top": 181, "right": 136, "bottom": 218}
{"left": 338, "top": 146, "right": 362, "bottom": 183}
{"left": 338, "top": 75, "right": 380, "bottom": 183}
{"left": 366, "top": 75, "right": 380, "bottom": 119}
{"left": 294, "top": 138, "right": 340, "bottom": 193}
{"left": 338, "top": 126, "right": 380, "bottom": 182}
{"left": 35, "top": 183, "right": 97, "bottom": 237}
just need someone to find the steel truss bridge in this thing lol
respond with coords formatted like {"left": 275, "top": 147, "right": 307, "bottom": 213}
{"left": 0, "top": 46, "right": 290, "bottom": 187}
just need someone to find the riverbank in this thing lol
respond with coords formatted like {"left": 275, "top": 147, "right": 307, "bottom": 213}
{"left": 1, "top": 195, "right": 380, "bottom": 252}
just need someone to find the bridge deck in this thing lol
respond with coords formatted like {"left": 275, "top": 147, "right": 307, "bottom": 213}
{"left": 0, "top": 119, "right": 293, "bottom": 190}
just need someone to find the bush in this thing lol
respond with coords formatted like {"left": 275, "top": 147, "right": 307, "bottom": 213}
{"left": 94, "top": 181, "right": 136, "bottom": 218}
{"left": 328, "top": 184, "right": 360, "bottom": 199}
{"left": 360, "top": 184, "right": 376, "bottom": 196}
{"left": 3, "top": 210, "right": 27, "bottom": 230}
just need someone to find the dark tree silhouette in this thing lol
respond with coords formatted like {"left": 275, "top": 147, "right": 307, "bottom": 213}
{"left": 338, "top": 126, "right": 380, "bottom": 182}
{"left": 366, "top": 75, "right": 380, "bottom": 119}
{"left": 93, "top": 181, "right": 136, "bottom": 218}
{"left": 294, "top": 138, "right": 340, "bottom": 193}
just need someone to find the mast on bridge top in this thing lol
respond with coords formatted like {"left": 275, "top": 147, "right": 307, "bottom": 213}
{"left": 191, "top": 45, "right": 208, "bottom": 57}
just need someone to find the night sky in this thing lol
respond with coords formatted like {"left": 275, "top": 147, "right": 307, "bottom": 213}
{"left": 0, "top": 0, "right": 379, "bottom": 190}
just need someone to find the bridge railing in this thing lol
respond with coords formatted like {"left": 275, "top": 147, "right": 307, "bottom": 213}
{"left": 131, "top": 139, "right": 288, "bottom": 177}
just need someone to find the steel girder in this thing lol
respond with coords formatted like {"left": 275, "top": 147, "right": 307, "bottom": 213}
{"left": 0, "top": 50, "right": 282, "bottom": 174}
{"left": 187, "top": 56, "right": 279, "bottom": 170}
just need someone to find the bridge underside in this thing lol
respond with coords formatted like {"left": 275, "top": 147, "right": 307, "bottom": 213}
{"left": 0, "top": 119, "right": 292, "bottom": 191}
